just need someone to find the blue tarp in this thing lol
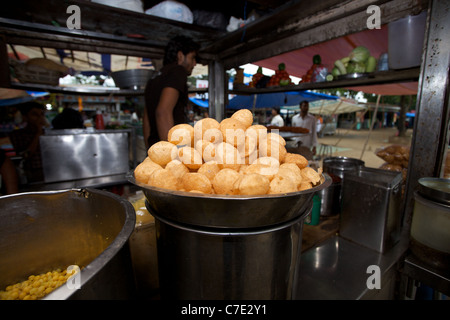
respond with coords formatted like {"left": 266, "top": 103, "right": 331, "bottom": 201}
{"left": 189, "top": 97, "right": 209, "bottom": 108}
{"left": 189, "top": 91, "right": 339, "bottom": 110}
{"left": 227, "top": 90, "right": 339, "bottom": 109}
{"left": 0, "top": 91, "right": 49, "bottom": 106}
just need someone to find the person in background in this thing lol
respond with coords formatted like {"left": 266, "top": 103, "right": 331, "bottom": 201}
{"left": 270, "top": 107, "right": 284, "bottom": 127}
{"left": 0, "top": 149, "right": 19, "bottom": 194}
{"left": 292, "top": 100, "right": 318, "bottom": 155}
{"left": 9, "top": 102, "right": 48, "bottom": 183}
{"left": 143, "top": 35, "right": 200, "bottom": 149}
{"left": 51, "top": 105, "right": 84, "bottom": 129}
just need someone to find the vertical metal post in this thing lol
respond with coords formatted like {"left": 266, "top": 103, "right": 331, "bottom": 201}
{"left": 208, "top": 60, "right": 226, "bottom": 122}
{"left": 0, "top": 36, "right": 11, "bottom": 88}
{"left": 403, "top": 0, "right": 450, "bottom": 228}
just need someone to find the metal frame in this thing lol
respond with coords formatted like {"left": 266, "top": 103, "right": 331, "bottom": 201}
{"left": 402, "top": 0, "right": 450, "bottom": 227}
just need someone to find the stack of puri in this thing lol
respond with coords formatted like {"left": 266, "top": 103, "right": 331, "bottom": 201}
{"left": 134, "top": 109, "right": 323, "bottom": 196}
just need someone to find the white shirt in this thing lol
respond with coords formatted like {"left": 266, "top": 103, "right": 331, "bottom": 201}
{"left": 270, "top": 114, "right": 284, "bottom": 127}
{"left": 291, "top": 113, "right": 318, "bottom": 148}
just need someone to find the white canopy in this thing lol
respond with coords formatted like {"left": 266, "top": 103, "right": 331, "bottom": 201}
{"left": 308, "top": 99, "right": 366, "bottom": 115}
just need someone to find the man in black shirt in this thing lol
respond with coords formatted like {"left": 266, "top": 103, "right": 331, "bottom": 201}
{"left": 143, "top": 35, "right": 200, "bottom": 149}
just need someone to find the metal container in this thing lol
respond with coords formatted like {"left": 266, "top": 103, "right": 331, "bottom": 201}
{"left": 340, "top": 167, "right": 402, "bottom": 253}
{"left": 322, "top": 157, "right": 365, "bottom": 215}
{"left": 40, "top": 129, "right": 133, "bottom": 183}
{"left": 111, "top": 69, "right": 157, "bottom": 90}
{"left": 410, "top": 178, "right": 450, "bottom": 271}
{"left": 128, "top": 172, "right": 331, "bottom": 299}
{"left": 322, "top": 157, "right": 365, "bottom": 180}
{"left": 153, "top": 206, "right": 309, "bottom": 299}
{"left": 319, "top": 179, "right": 341, "bottom": 216}
{"left": 0, "top": 189, "right": 136, "bottom": 299}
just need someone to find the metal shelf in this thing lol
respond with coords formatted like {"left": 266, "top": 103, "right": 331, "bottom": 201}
{"left": 230, "top": 68, "right": 420, "bottom": 95}
{"left": 11, "top": 82, "right": 208, "bottom": 96}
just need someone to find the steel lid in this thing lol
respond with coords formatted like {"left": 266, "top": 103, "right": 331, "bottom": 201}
{"left": 418, "top": 177, "right": 450, "bottom": 205}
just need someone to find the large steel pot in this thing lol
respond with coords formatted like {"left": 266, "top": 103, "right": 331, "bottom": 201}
{"left": 0, "top": 189, "right": 136, "bottom": 300}
{"left": 128, "top": 171, "right": 331, "bottom": 299}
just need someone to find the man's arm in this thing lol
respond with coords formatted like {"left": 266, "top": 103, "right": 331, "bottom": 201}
{"left": 155, "top": 87, "right": 179, "bottom": 142}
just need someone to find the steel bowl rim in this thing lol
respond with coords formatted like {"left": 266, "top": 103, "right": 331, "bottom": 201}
{"left": 126, "top": 170, "right": 331, "bottom": 200}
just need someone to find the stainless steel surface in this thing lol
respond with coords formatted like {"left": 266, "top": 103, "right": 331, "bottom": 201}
{"left": 319, "top": 181, "right": 340, "bottom": 216}
{"left": 40, "top": 129, "right": 131, "bottom": 183}
{"left": 418, "top": 177, "right": 450, "bottom": 205}
{"left": 403, "top": 0, "right": 450, "bottom": 229}
{"left": 152, "top": 206, "right": 308, "bottom": 300}
{"left": 111, "top": 69, "right": 158, "bottom": 90}
{"left": 340, "top": 167, "right": 403, "bottom": 253}
{"left": 322, "top": 156, "right": 365, "bottom": 180}
{"left": 128, "top": 172, "right": 331, "bottom": 229}
{"left": 208, "top": 60, "right": 226, "bottom": 122}
{"left": 321, "top": 157, "right": 364, "bottom": 216}
{"left": 0, "top": 188, "right": 136, "bottom": 299}
{"left": 279, "top": 131, "right": 309, "bottom": 139}
{"left": 337, "top": 72, "right": 371, "bottom": 80}
{"left": 401, "top": 254, "right": 450, "bottom": 297}
{"left": 297, "top": 233, "right": 409, "bottom": 299}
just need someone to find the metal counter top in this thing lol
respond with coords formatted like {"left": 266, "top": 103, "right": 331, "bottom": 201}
{"left": 296, "top": 232, "right": 410, "bottom": 299}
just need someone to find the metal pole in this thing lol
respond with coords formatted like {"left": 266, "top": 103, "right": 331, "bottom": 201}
{"left": 403, "top": 0, "right": 450, "bottom": 228}
{"left": 360, "top": 94, "right": 381, "bottom": 159}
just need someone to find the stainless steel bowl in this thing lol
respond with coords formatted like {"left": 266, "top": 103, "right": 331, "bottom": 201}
{"left": 111, "top": 69, "right": 158, "bottom": 90}
{"left": 0, "top": 188, "right": 136, "bottom": 300}
{"left": 127, "top": 171, "right": 331, "bottom": 229}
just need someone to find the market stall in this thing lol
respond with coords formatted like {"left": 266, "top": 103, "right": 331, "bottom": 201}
{"left": 0, "top": 0, "right": 449, "bottom": 303}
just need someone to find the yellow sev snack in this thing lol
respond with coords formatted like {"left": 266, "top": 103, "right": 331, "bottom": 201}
{"left": 0, "top": 266, "right": 80, "bottom": 300}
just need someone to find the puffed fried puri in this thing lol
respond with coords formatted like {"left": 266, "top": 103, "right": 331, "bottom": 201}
{"left": 279, "top": 162, "right": 303, "bottom": 188}
{"left": 234, "top": 173, "right": 270, "bottom": 196}
{"left": 195, "top": 139, "right": 216, "bottom": 163}
{"left": 174, "top": 146, "right": 203, "bottom": 171}
{"left": 219, "top": 118, "right": 247, "bottom": 148}
{"left": 301, "top": 166, "right": 321, "bottom": 185}
{"left": 258, "top": 137, "right": 287, "bottom": 163}
{"left": 165, "top": 159, "right": 189, "bottom": 181}
{"left": 215, "top": 142, "right": 242, "bottom": 171}
{"left": 230, "top": 109, "right": 253, "bottom": 128}
{"left": 147, "top": 168, "right": 179, "bottom": 191}
{"left": 212, "top": 168, "right": 241, "bottom": 195}
{"left": 283, "top": 152, "right": 309, "bottom": 169}
{"left": 246, "top": 124, "right": 268, "bottom": 145}
{"left": 194, "top": 118, "right": 222, "bottom": 144}
{"left": 197, "top": 161, "right": 220, "bottom": 182}
{"left": 148, "top": 141, "right": 177, "bottom": 167}
{"left": 268, "top": 174, "right": 298, "bottom": 194}
{"left": 134, "top": 157, "right": 163, "bottom": 184}
{"left": 181, "top": 172, "right": 212, "bottom": 194}
{"left": 168, "top": 123, "right": 194, "bottom": 147}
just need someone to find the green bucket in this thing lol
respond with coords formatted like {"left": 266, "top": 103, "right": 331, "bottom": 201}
{"left": 305, "top": 194, "right": 321, "bottom": 225}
